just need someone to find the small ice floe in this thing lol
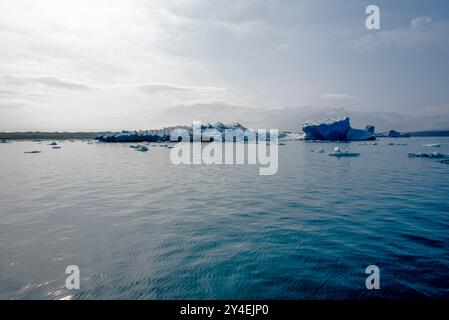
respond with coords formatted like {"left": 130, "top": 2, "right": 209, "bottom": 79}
{"left": 134, "top": 145, "right": 148, "bottom": 152}
{"left": 311, "top": 147, "right": 324, "bottom": 153}
{"left": 359, "top": 142, "right": 378, "bottom": 146}
{"left": 388, "top": 142, "right": 407, "bottom": 146}
{"left": 24, "top": 150, "right": 41, "bottom": 154}
{"left": 48, "top": 141, "right": 58, "bottom": 146}
{"left": 137, "top": 145, "right": 148, "bottom": 152}
{"left": 408, "top": 152, "right": 448, "bottom": 158}
{"left": 130, "top": 144, "right": 149, "bottom": 151}
{"left": 423, "top": 144, "right": 441, "bottom": 148}
{"left": 328, "top": 147, "right": 360, "bottom": 157}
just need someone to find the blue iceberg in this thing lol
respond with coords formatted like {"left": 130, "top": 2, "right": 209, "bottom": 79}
{"left": 302, "top": 117, "right": 375, "bottom": 141}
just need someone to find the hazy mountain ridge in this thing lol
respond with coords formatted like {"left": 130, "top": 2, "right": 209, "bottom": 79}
{"left": 154, "top": 104, "right": 449, "bottom": 132}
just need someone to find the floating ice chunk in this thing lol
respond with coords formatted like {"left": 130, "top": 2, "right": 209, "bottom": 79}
{"left": 423, "top": 144, "right": 441, "bottom": 148}
{"left": 388, "top": 142, "right": 407, "bottom": 146}
{"left": 135, "top": 145, "right": 148, "bottom": 152}
{"left": 130, "top": 144, "right": 148, "bottom": 151}
{"left": 328, "top": 147, "right": 360, "bottom": 157}
{"left": 359, "top": 142, "right": 378, "bottom": 146}
{"left": 408, "top": 152, "right": 448, "bottom": 158}
{"left": 311, "top": 147, "right": 324, "bottom": 153}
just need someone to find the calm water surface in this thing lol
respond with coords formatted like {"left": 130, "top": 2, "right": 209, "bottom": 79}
{"left": 0, "top": 138, "right": 448, "bottom": 299}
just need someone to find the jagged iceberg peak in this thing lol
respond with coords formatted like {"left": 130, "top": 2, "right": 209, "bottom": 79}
{"left": 302, "top": 117, "right": 376, "bottom": 141}
{"left": 95, "top": 122, "right": 253, "bottom": 143}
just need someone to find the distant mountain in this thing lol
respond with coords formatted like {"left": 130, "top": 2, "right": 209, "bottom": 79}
{"left": 154, "top": 103, "right": 449, "bottom": 132}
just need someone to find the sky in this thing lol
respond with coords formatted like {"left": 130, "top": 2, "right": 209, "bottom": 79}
{"left": 1, "top": 0, "right": 449, "bottom": 131}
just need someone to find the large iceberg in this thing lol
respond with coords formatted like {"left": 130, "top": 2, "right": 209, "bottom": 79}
{"left": 302, "top": 117, "right": 376, "bottom": 141}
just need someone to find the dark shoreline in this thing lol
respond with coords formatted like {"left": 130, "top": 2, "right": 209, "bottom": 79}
{"left": 1, "top": 130, "right": 449, "bottom": 140}
{"left": 0, "top": 132, "right": 110, "bottom": 140}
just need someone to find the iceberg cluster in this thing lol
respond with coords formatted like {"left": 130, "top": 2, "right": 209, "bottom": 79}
{"left": 302, "top": 117, "right": 376, "bottom": 141}
{"left": 96, "top": 123, "right": 286, "bottom": 143}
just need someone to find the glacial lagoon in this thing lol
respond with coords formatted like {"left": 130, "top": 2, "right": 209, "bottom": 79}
{"left": 0, "top": 138, "right": 448, "bottom": 299}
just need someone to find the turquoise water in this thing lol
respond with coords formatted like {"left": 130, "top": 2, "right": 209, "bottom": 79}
{"left": 0, "top": 138, "right": 448, "bottom": 299}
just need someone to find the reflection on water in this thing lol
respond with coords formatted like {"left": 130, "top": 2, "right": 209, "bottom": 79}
{"left": 0, "top": 138, "right": 448, "bottom": 299}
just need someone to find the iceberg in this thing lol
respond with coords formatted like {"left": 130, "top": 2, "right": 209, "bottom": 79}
{"left": 376, "top": 130, "right": 410, "bottom": 138}
{"left": 328, "top": 147, "right": 360, "bottom": 157}
{"left": 423, "top": 144, "right": 441, "bottom": 148}
{"left": 302, "top": 117, "right": 375, "bottom": 141}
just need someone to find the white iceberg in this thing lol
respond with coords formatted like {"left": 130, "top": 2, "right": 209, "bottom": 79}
{"left": 423, "top": 144, "right": 441, "bottom": 148}
{"left": 328, "top": 147, "right": 360, "bottom": 157}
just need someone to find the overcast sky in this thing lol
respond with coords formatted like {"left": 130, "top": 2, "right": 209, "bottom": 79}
{"left": 1, "top": 0, "right": 449, "bottom": 131}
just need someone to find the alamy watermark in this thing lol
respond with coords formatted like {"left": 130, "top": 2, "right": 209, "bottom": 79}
{"left": 65, "top": 265, "right": 80, "bottom": 290}
{"left": 365, "top": 5, "right": 380, "bottom": 30}
{"left": 169, "top": 121, "right": 279, "bottom": 176}
{"left": 365, "top": 265, "right": 380, "bottom": 290}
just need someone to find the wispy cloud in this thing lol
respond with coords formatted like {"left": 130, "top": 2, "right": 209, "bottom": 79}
{"left": 2, "top": 75, "right": 95, "bottom": 91}
{"left": 352, "top": 16, "right": 449, "bottom": 51}
{"left": 125, "top": 83, "right": 227, "bottom": 95}
{"left": 322, "top": 93, "right": 358, "bottom": 100}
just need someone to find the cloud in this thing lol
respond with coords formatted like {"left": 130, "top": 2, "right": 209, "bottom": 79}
{"left": 2, "top": 75, "right": 94, "bottom": 91}
{"left": 127, "top": 83, "right": 227, "bottom": 94}
{"left": 352, "top": 17, "right": 449, "bottom": 51}
{"left": 32, "top": 76, "right": 94, "bottom": 91}
{"left": 322, "top": 93, "right": 358, "bottom": 100}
